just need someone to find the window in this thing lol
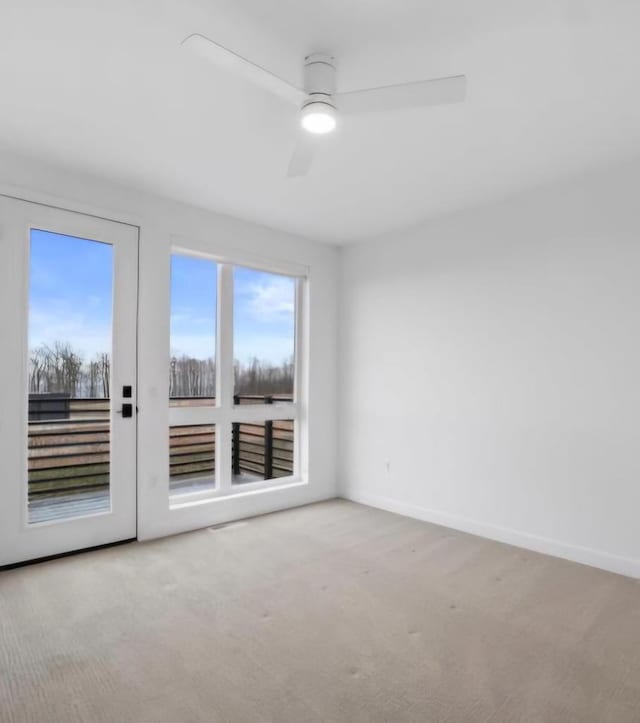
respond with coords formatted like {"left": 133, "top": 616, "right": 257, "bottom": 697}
{"left": 169, "top": 254, "right": 217, "bottom": 407}
{"left": 169, "top": 424, "right": 216, "bottom": 495}
{"left": 232, "top": 419, "right": 294, "bottom": 484}
{"left": 233, "top": 266, "right": 295, "bottom": 402}
{"left": 168, "top": 254, "right": 303, "bottom": 503}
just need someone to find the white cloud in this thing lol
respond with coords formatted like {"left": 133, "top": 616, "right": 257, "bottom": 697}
{"left": 234, "top": 330, "right": 294, "bottom": 367}
{"left": 170, "top": 333, "right": 216, "bottom": 360}
{"left": 29, "top": 305, "right": 111, "bottom": 360}
{"left": 247, "top": 277, "right": 294, "bottom": 320}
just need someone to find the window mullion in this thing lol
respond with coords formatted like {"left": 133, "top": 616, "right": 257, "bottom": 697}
{"left": 216, "top": 263, "right": 234, "bottom": 490}
{"left": 293, "top": 276, "right": 306, "bottom": 478}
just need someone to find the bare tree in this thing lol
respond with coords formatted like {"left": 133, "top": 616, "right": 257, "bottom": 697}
{"left": 170, "top": 355, "right": 216, "bottom": 398}
{"left": 28, "top": 343, "right": 111, "bottom": 398}
{"left": 234, "top": 355, "right": 294, "bottom": 396}
{"left": 28, "top": 341, "right": 293, "bottom": 401}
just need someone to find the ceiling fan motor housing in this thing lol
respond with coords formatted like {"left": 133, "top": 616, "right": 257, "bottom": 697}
{"left": 303, "top": 53, "right": 336, "bottom": 108}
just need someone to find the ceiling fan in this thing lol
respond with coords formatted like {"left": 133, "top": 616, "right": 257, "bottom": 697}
{"left": 182, "top": 33, "right": 466, "bottom": 177}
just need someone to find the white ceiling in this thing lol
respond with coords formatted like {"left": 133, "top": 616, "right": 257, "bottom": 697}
{"left": 1, "top": 0, "right": 639, "bottom": 243}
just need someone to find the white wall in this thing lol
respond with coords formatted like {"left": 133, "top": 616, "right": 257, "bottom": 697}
{"left": 0, "top": 151, "right": 338, "bottom": 541}
{"left": 339, "top": 160, "right": 640, "bottom": 578}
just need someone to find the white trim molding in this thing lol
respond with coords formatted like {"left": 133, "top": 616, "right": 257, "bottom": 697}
{"left": 342, "top": 490, "right": 640, "bottom": 580}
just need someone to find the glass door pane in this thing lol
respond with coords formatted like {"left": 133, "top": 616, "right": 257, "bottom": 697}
{"left": 27, "top": 230, "right": 114, "bottom": 523}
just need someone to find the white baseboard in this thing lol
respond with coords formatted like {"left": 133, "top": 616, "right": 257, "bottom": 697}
{"left": 341, "top": 489, "right": 640, "bottom": 579}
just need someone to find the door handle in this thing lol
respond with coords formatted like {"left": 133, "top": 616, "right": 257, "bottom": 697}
{"left": 118, "top": 403, "right": 133, "bottom": 418}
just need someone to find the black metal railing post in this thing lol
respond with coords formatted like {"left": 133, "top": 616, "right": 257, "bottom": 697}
{"left": 232, "top": 395, "right": 240, "bottom": 477}
{"left": 232, "top": 424, "right": 240, "bottom": 477}
{"left": 264, "top": 396, "right": 273, "bottom": 479}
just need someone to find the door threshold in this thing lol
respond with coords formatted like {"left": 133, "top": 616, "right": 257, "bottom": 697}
{"left": 0, "top": 537, "right": 137, "bottom": 571}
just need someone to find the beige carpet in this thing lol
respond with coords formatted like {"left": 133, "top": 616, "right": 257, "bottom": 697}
{"left": 1, "top": 500, "right": 639, "bottom": 722}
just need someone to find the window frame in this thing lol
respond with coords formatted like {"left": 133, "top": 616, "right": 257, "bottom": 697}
{"left": 168, "top": 244, "right": 306, "bottom": 507}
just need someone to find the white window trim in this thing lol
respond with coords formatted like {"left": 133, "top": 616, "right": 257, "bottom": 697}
{"left": 168, "top": 245, "right": 307, "bottom": 507}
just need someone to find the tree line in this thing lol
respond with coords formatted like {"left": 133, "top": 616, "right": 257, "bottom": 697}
{"left": 170, "top": 354, "right": 294, "bottom": 397}
{"left": 29, "top": 342, "right": 111, "bottom": 398}
{"left": 29, "top": 342, "right": 293, "bottom": 398}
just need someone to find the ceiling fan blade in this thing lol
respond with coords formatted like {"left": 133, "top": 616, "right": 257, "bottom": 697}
{"left": 335, "top": 74, "right": 466, "bottom": 114}
{"left": 287, "top": 134, "right": 316, "bottom": 177}
{"left": 182, "top": 34, "right": 306, "bottom": 106}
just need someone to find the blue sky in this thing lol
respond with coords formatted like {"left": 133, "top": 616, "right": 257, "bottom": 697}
{"left": 171, "top": 255, "right": 295, "bottom": 366}
{"left": 29, "top": 230, "right": 113, "bottom": 359}
{"left": 29, "top": 231, "right": 296, "bottom": 366}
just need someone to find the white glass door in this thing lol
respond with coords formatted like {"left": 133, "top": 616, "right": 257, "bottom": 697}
{"left": 0, "top": 196, "right": 138, "bottom": 565}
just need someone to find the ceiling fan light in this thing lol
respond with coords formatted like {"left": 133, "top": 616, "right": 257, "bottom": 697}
{"left": 300, "top": 101, "right": 337, "bottom": 134}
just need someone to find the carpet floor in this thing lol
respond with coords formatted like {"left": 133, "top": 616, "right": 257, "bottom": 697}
{"left": 1, "top": 499, "right": 640, "bottom": 722}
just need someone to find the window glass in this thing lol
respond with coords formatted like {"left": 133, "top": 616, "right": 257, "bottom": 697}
{"left": 231, "top": 420, "right": 294, "bottom": 484}
{"left": 169, "top": 424, "right": 215, "bottom": 495}
{"left": 233, "top": 267, "right": 295, "bottom": 403}
{"left": 170, "top": 254, "right": 217, "bottom": 406}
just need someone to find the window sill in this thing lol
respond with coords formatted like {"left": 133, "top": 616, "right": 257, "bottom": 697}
{"left": 169, "top": 475, "right": 306, "bottom": 511}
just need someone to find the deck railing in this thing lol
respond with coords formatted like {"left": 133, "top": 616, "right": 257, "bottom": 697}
{"left": 29, "top": 418, "right": 110, "bottom": 500}
{"left": 28, "top": 395, "right": 294, "bottom": 502}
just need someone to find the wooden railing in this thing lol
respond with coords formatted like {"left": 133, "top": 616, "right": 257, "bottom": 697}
{"left": 28, "top": 395, "right": 294, "bottom": 501}
{"left": 169, "top": 424, "right": 215, "bottom": 484}
{"left": 28, "top": 395, "right": 111, "bottom": 500}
